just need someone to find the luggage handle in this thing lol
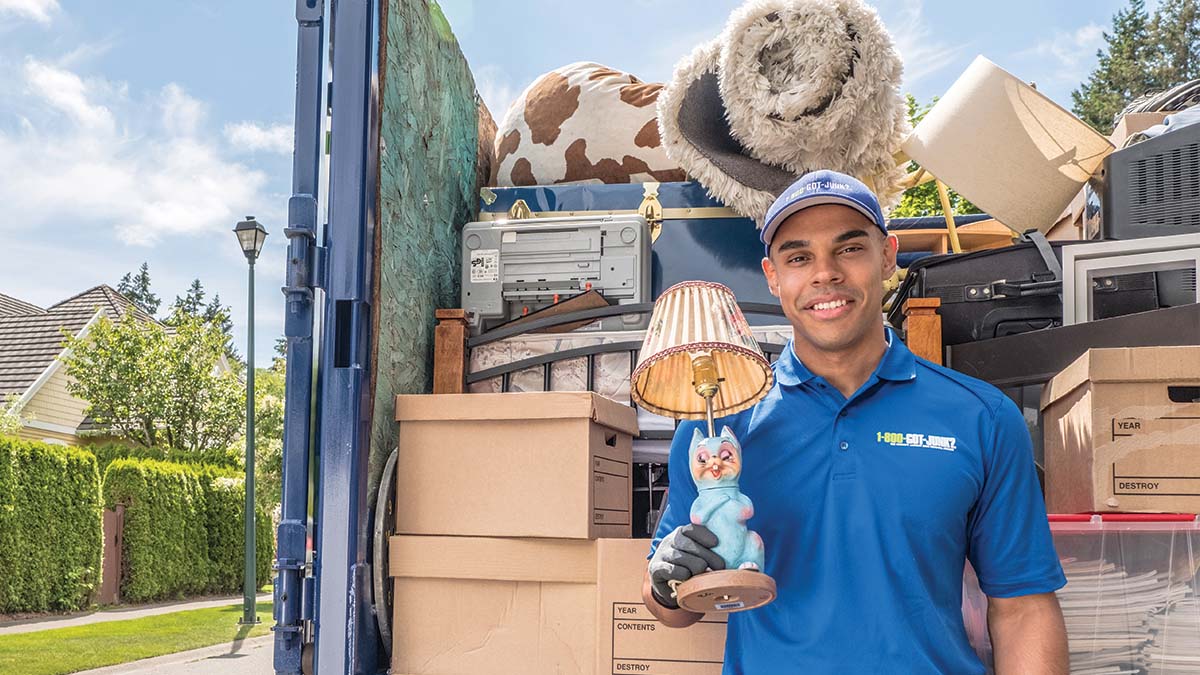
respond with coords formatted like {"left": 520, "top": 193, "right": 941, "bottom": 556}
{"left": 975, "top": 307, "right": 1060, "bottom": 341}
{"left": 965, "top": 278, "right": 1062, "bottom": 301}
{"left": 1018, "top": 230, "right": 1063, "bottom": 302}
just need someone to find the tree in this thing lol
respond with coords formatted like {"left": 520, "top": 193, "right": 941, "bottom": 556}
{"left": 253, "top": 359, "right": 286, "bottom": 511}
{"left": 166, "top": 280, "right": 239, "bottom": 365}
{"left": 204, "top": 294, "right": 233, "bottom": 335}
{"left": 158, "top": 314, "right": 245, "bottom": 453}
{"left": 1, "top": 394, "right": 31, "bottom": 436}
{"left": 62, "top": 311, "right": 244, "bottom": 453}
{"left": 1149, "top": 0, "right": 1200, "bottom": 86}
{"left": 890, "top": 95, "right": 981, "bottom": 219}
{"left": 1071, "top": 0, "right": 1200, "bottom": 134}
{"left": 170, "top": 279, "right": 207, "bottom": 317}
{"left": 117, "top": 262, "right": 161, "bottom": 315}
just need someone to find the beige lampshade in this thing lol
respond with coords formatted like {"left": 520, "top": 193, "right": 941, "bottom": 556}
{"left": 901, "top": 56, "right": 1114, "bottom": 234}
{"left": 630, "top": 281, "right": 773, "bottom": 420}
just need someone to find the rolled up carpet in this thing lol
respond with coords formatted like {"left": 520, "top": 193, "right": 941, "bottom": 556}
{"left": 658, "top": 0, "right": 909, "bottom": 223}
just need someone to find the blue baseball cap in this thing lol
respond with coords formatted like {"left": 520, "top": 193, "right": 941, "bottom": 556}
{"left": 761, "top": 170, "right": 887, "bottom": 255}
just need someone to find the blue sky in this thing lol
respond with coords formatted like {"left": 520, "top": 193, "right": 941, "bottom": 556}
{"left": 443, "top": 0, "right": 1132, "bottom": 121}
{"left": 0, "top": 0, "right": 1135, "bottom": 360}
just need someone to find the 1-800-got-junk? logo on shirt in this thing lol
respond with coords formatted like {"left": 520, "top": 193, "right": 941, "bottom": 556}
{"left": 876, "top": 431, "right": 957, "bottom": 452}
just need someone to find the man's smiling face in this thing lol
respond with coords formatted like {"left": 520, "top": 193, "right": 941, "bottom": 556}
{"left": 760, "top": 204, "right": 897, "bottom": 355}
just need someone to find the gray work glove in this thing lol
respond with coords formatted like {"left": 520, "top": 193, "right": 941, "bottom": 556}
{"left": 648, "top": 524, "right": 725, "bottom": 609}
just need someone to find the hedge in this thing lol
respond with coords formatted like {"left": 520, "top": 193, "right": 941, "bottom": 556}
{"left": 102, "top": 458, "right": 273, "bottom": 603}
{"left": 88, "top": 442, "right": 242, "bottom": 474}
{"left": 0, "top": 436, "right": 103, "bottom": 613}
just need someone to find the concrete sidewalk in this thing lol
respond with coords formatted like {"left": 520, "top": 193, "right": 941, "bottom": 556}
{"left": 71, "top": 635, "right": 273, "bottom": 675}
{"left": 0, "top": 593, "right": 271, "bottom": 635}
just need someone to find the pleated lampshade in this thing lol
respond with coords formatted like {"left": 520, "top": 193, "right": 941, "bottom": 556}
{"left": 630, "top": 281, "right": 773, "bottom": 420}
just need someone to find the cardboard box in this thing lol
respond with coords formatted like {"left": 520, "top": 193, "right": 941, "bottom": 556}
{"left": 1043, "top": 347, "right": 1200, "bottom": 513}
{"left": 1109, "top": 112, "right": 1170, "bottom": 148}
{"left": 394, "top": 392, "right": 637, "bottom": 539}
{"left": 389, "top": 536, "right": 727, "bottom": 675}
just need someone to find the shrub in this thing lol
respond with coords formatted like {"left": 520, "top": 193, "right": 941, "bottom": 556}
{"left": 102, "top": 458, "right": 272, "bottom": 602}
{"left": 205, "top": 476, "right": 274, "bottom": 592}
{"left": 0, "top": 436, "right": 103, "bottom": 612}
{"left": 88, "top": 442, "right": 242, "bottom": 474}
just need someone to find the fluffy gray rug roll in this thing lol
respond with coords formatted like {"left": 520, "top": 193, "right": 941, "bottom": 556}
{"left": 658, "top": 0, "right": 910, "bottom": 223}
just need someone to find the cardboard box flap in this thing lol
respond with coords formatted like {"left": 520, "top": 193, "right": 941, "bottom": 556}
{"left": 389, "top": 535, "right": 601, "bottom": 583}
{"left": 1042, "top": 347, "right": 1200, "bottom": 410}
{"left": 395, "top": 392, "right": 640, "bottom": 436}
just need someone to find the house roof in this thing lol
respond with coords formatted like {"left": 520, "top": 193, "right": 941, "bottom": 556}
{"left": 48, "top": 285, "right": 158, "bottom": 324}
{"left": 0, "top": 293, "right": 45, "bottom": 317}
{"left": 0, "top": 306, "right": 95, "bottom": 398}
{"left": 0, "top": 285, "right": 156, "bottom": 398}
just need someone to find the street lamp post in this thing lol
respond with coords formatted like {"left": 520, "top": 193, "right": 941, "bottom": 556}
{"left": 234, "top": 215, "right": 268, "bottom": 626}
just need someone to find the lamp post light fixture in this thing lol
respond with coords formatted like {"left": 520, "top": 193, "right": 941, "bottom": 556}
{"left": 234, "top": 216, "right": 267, "bottom": 626}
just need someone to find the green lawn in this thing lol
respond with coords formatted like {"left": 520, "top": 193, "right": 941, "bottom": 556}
{"left": 0, "top": 601, "right": 274, "bottom": 675}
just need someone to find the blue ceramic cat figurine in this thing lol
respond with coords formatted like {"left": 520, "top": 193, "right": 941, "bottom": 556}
{"left": 688, "top": 426, "right": 764, "bottom": 572}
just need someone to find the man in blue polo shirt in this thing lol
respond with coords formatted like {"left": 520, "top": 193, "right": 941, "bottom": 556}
{"left": 642, "top": 170, "right": 1068, "bottom": 673}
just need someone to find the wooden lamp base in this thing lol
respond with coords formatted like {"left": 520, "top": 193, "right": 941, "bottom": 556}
{"left": 676, "top": 569, "right": 777, "bottom": 613}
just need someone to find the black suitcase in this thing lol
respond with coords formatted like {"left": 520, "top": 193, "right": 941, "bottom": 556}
{"left": 888, "top": 237, "right": 1162, "bottom": 346}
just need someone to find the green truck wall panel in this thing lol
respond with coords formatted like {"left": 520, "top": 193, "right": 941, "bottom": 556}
{"left": 371, "top": 0, "right": 480, "bottom": 497}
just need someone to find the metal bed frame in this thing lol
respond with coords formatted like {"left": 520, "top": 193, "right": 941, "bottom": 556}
{"left": 456, "top": 302, "right": 789, "bottom": 441}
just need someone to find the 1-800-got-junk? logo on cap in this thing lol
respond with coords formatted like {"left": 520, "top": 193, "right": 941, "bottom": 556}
{"left": 794, "top": 180, "right": 854, "bottom": 198}
{"left": 760, "top": 169, "right": 888, "bottom": 254}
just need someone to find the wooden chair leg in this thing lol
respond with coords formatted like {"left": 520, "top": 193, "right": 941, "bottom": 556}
{"left": 902, "top": 298, "right": 943, "bottom": 365}
{"left": 433, "top": 309, "right": 468, "bottom": 394}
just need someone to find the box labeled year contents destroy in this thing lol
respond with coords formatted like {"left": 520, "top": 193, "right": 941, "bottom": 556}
{"left": 389, "top": 536, "right": 727, "bottom": 675}
{"left": 1043, "top": 347, "right": 1200, "bottom": 513}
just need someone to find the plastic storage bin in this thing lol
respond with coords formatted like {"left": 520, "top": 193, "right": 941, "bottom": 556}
{"left": 963, "top": 514, "right": 1200, "bottom": 674}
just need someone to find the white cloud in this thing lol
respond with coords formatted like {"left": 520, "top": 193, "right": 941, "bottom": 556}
{"left": 224, "top": 121, "right": 293, "bottom": 154}
{"left": 22, "top": 57, "right": 114, "bottom": 130}
{"left": 881, "top": 0, "right": 964, "bottom": 87}
{"left": 0, "top": 0, "right": 59, "bottom": 24}
{"left": 473, "top": 64, "right": 519, "bottom": 120}
{"left": 161, "top": 83, "right": 205, "bottom": 137}
{"left": 0, "top": 59, "right": 270, "bottom": 246}
{"left": 1019, "top": 23, "right": 1105, "bottom": 86}
{"left": 56, "top": 38, "right": 117, "bottom": 68}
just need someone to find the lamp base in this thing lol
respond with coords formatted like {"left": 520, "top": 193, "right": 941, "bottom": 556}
{"left": 676, "top": 569, "right": 776, "bottom": 614}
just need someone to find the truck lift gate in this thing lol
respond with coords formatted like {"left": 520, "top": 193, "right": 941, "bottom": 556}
{"left": 277, "top": 0, "right": 384, "bottom": 673}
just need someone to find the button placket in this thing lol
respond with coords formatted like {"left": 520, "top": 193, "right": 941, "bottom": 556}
{"left": 830, "top": 414, "right": 856, "bottom": 481}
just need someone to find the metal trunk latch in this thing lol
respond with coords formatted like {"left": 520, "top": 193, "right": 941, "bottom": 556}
{"left": 508, "top": 199, "right": 532, "bottom": 220}
{"left": 639, "top": 182, "right": 664, "bottom": 242}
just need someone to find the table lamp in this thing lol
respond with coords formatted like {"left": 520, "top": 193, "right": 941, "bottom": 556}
{"left": 631, "top": 281, "right": 776, "bottom": 613}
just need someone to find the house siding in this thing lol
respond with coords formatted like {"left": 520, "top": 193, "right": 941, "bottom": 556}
{"left": 14, "top": 425, "right": 77, "bottom": 446}
{"left": 24, "top": 364, "right": 87, "bottom": 430}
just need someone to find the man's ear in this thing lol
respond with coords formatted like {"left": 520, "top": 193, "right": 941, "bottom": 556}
{"left": 761, "top": 256, "right": 779, "bottom": 297}
{"left": 881, "top": 233, "right": 899, "bottom": 278}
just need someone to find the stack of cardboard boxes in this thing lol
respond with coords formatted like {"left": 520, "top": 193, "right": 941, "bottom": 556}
{"left": 391, "top": 392, "right": 727, "bottom": 674}
{"left": 964, "top": 346, "right": 1200, "bottom": 670}
{"left": 388, "top": 348, "right": 1200, "bottom": 672}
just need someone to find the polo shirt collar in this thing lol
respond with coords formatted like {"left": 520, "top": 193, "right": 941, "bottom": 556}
{"left": 876, "top": 328, "right": 918, "bottom": 382}
{"left": 773, "top": 327, "right": 916, "bottom": 387}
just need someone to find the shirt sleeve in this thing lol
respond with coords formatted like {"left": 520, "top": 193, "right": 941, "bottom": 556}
{"left": 966, "top": 396, "right": 1066, "bottom": 598}
{"left": 646, "top": 420, "right": 704, "bottom": 560}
